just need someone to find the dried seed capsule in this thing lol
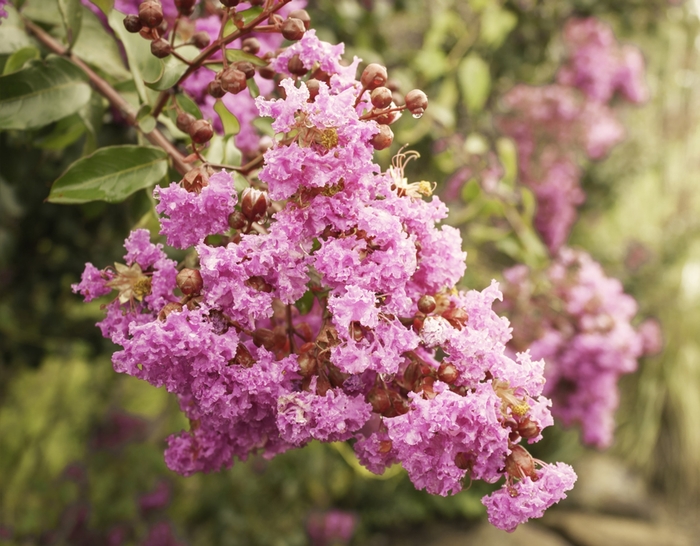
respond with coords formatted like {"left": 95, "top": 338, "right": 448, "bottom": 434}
{"left": 207, "top": 79, "right": 226, "bottom": 99}
{"left": 175, "top": 0, "right": 196, "bottom": 16}
{"left": 367, "top": 387, "right": 391, "bottom": 414}
{"left": 441, "top": 307, "right": 468, "bottom": 330}
{"left": 219, "top": 68, "right": 247, "bottom": 94}
{"left": 123, "top": 14, "right": 142, "bottom": 33}
{"left": 234, "top": 61, "right": 255, "bottom": 80}
{"left": 504, "top": 445, "right": 538, "bottom": 480}
{"left": 287, "top": 54, "right": 307, "bottom": 76}
{"left": 189, "top": 119, "right": 214, "bottom": 144}
{"left": 517, "top": 417, "right": 541, "bottom": 440}
{"left": 281, "top": 17, "right": 305, "bottom": 41}
{"left": 191, "top": 31, "right": 210, "bottom": 49}
{"left": 360, "top": 63, "right": 387, "bottom": 90}
{"left": 417, "top": 295, "right": 436, "bottom": 314}
{"left": 370, "top": 124, "right": 393, "bottom": 150}
{"left": 139, "top": 0, "right": 163, "bottom": 28}
{"left": 437, "top": 362, "right": 459, "bottom": 384}
{"left": 370, "top": 86, "right": 393, "bottom": 109}
{"left": 241, "top": 37, "right": 261, "bottom": 54}
{"left": 227, "top": 210, "right": 247, "bottom": 230}
{"left": 289, "top": 9, "right": 310, "bottom": 29}
{"left": 240, "top": 188, "right": 271, "bottom": 222}
{"left": 257, "top": 64, "right": 276, "bottom": 80}
{"left": 151, "top": 38, "right": 172, "bottom": 58}
{"left": 176, "top": 111, "right": 196, "bottom": 133}
{"left": 158, "top": 302, "right": 183, "bottom": 321}
{"left": 176, "top": 268, "right": 203, "bottom": 295}
{"left": 405, "top": 89, "right": 428, "bottom": 117}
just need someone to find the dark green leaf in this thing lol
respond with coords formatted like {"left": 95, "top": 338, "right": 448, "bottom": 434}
{"left": 3, "top": 47, "right": 40, "bottom": 75}
{"left": 0, "top": 55, "right": 91, "bottom": 130}
{"left": 223, "top": 7, "right": 263, "bottom": 34}
{"left": 224, "top": 48, "right": 267, "bottom": 67}
{"left": 145, "top": 45, "right": 199, "bottom": 91}
{"left": 48, "top": 145, "right": 169, "bottom": 204}
{"left": 58, "top": 0, "right": 83, "bottom": 46}
{"left": 246, "top": 78, "right": 260, "bottom": 99}
{"left": 175, "top": 94, "right": 202, "bottom": 119}
{"left": 294, "top": 290, "right": 315, "bottom": 315}
{"left": 78, "top": 91, "right": 106, "bottom": 154}
{"left": 73, "top": 7, "right": 130, "bottom": 80}
{"left": 214, "top": 101, "right": 240, "bottom": 136}
{"left": 35, "top": 114, "right": 86, "bottom": 150}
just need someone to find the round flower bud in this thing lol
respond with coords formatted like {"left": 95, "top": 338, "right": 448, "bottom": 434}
{"left": 207, "top": 80, "right": 226, "bottom": 99}
{"left": 139, "top": 0, "right": 163, "bottom": 28}
{"left": 191, "top": 31, "right": 210, "bottom": 49}
{"left": 240, "top": 187, "right": 270, "bottom": 222}
{"left": 370, "top": 124, "right": 393, "bottom": 150}
{"left": 241, "top": 37, "right": 260, "bottom": 54}
{"left": 454, "top": 452, "right": 474, "bottom": 471}
{"left": 287, "top": 54, "right": 307, "bottom": 76}
{"left": 234, "top": 61, "right": 255, "bottom": 80}
{"left": 150, "top": 38, "right": 172, "bottom": 59}
{"left": 289, "top": 9, "right": 310, "bottom": 29}
{"left": 437, "top": 362, "right": 459, "bottom": 384}
{"left": 306, "top": 79, "right": 320, "bottom": 101}
{"left": 374, "top": 106, "right": 400, "bottom": 125}
{"left": 257, "top": 65, "right": 276, "bottom": 80}
{"left": 517, "top": 417, "right": 541, "bottom": 440}
{"left": 189, "top": 119, "right": 213, "bottom": 144}
{"left": 158, "top": 302, "right": 183, "bottom": 321}
{"left": 417, "top": 295, "right": 436, "bottom": 314}
{"left": 281, "top": 17, "right": 305, "bottom": 41}
{"left": 504, "top": 445, "right": 538, "bottom": 480}
{"left": 405, "top": 89, "right": 428, "bottom": 117}
{"left": 219, "top": 0, "right": 240, "bottom": 6}
{"left": 360, "top": 63, "right": 387, "bottom": 90}
{"left": 219, "top": 68, "right": 247, "bottom": 94}
{"left": 370, "top": 87, "right": 393, "bottom": 109}
{"left": 123, "top": 14, "right": 143, "bottom": 33}
{"left": 174, "top": 0, "right": 196, "bottom": 16}
{"left": 176, "top": 111, "right": 196, "bottom": 133}
{"left": 176, "top": 268, "right": 203, "bottom": 295}
{"left": 228, "top": 210, "right": 247, "bottom": 230}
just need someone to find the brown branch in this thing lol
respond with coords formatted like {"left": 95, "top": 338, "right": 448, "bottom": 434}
{"left": 24, "top": 19, "right": 191, "bottom": 175}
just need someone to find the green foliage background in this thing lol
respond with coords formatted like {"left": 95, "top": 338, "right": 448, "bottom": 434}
{"left": 1, "top": 0, "right": 699, "bottom": 543}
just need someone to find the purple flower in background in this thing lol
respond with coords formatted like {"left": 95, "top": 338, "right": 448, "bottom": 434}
{"left": 306, "top": 510, "right": 356, "bottom": 546}
{"left": 0, "top": 0, "right": 9, "bottom": 20}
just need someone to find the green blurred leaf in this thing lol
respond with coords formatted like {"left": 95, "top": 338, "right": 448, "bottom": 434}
{"left": 0, "top": 6, "right": 35, "bottom": 55}
{"left": 414, "top": 48, "right": 448, "bottom": 82}
{"left": 88, "top": 0, "right": 113, "bottom": 15}
{"left": 73, "top": 7, "right": 130, "bottom": 80}
{"left": 145, "top": 45, "right": 200, "bottom": 91}
{"left": 461, "top": 178, "right": 481, "bottom": 203}
{"left": 294, "top": 290, "right": 315, "bottom": 315}
{"left": 225, "top": 48, "right": 268, "bottom": 67}
{"left": 48, "top": 145, "right": 168, "bottom": 204}
{"left": 214, "top": 101, "right": 240, "bottom": 136}
{"left": 58, "top": 0, "right": 83, "bottom": 46}
{"left": 246, "top": 77, "right": 260, "bottom": 98}
{"left": 0, "top": 55, "right": 91, "bottom": 130}
{"left": 21, "top": 0, "right": 63, "bottom": 25}
{"left": 35, "top": 113, "right": 86, "bottom": 150}
{"left": 458, "top": 53, "right": 491, "bottom": 114}
{"left": 108, "top": 9, "right": 161, "bottom": 104}
{"left": 78, "top": 91, "right": 106, "bottom": 154}
{"left": 2, "top": 46, "right": 40, "bottom": 75}
{"left": 496, "top": 137, "right": 517, "bottom": 187}
{"left": 479, "top": 5, "right": 517, "bottom": 48}
{"left": 175, "top": 94, "right": 202, "bottom": 119}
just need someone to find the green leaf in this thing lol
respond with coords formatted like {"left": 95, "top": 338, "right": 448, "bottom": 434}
{"left": 48, "top": 145, "right": 169, "bottom": 204}
{"left": 87, "top": 0, "right": 113, "bottom": 15}
{"left": 0, "top": 6, "right": 35, "bottom": 55}
{"left": 224, "top": 6, "right": 263, "bottom": 33}
{"left": 496, "top": 137, "right": 518, "bottom": 187}
{"left": 214, "top": 101, "right": 240, "bottom": 136}
{"left": 58, "top": 0, "right": 83, "bottom": 46}
{"left": 35, "top": 113, "right": 86, "bottom": 150}
{"left": 22, "top": 0, "right": 63, "bottom": 26}
{"left": 78, "top": 91, "right": 106, "bottom": 154}
{"left": 2, "top": 47, "right": 40, "bottom": 75}
{"left": 108, "top": 9, "right": 162, "bottom": 104}
{"left": 479, "top": 5, "right": 517, "bottom": 48}
{"left": 145, "top": 45, "right": 200, "bottom": 91}
{"left": 294, "top": 290, "right": 315, "bottom": 315}
{"left": 246, "top": 78, "right": 260, "bottom": 99}
{"left": 175, "top": 94, "right": 202, "bottom": 119}
{"left": 0, "top": 55, "right": 91, "bottom": 130}
{"left": 136, "top": 104, "right": 156, "bottom": 133}
{"left": 457, "top": 54, "right": 491, "bottom": 114}
{"left": 224, "top": 48, "right": 267, "bottom": 67}
{"left": 73, "top": 7, "right": 130, "bottom": 80}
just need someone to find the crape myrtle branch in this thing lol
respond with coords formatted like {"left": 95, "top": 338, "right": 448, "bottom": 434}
{"left": 23, "top": 19, "right": 191, "bottom": 175}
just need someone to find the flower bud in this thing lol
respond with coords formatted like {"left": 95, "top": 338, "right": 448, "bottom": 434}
{"left": 150, "top": 38, "right": 172, "bottom": 59}
{"left": 517, "top": 417, "right": 540, "bottom": 440}
{"left": 367, "top": 387, "right": 390, "bottom": 414}
{"left": 505, "top": 445, "right": 538, "bottom": 480}
{"left": 174, "top": 0, "right": 196, "bottom": 16}
{"left": 417, "top": 295, "right": 436, "bottom": 314}
{"left": 370, "top": 87, "right": 392, "bottom": 109}
{"left": 441, "top": 307, "right": 468, "bottom": 330}
{"left": 306, "top": 78, "right": 321, "bottom": 101}
{"left": 139, "top": 0, "right": 163, "bottom": 28}
{"left": 252, "top": 328, "right": 284, "bottom": 351}
{"left": 360, "top": 63, "right": 387, "bottom": 90}
{"left": 287, "top": 54, "right": 307, "bottom": 76}
{"left": 158, "top": 302, "right": 183, "bottom": 321}
{"left": 289, "top": 9, "right": 310, "bottom": 29}
{"left": 219, "top": 67, "right": 247, "bottom": 94}
{"left": 176, "top": 268, "right": 203, "bottom": 295}
{"left": 220, "top": 0, "right": 240, "bottom": 6}
{"left": 231, "top": 343, "right": 255, "bottom": 367}
{"left": 281, "top": 17, "right": 305, "bottom": 41}
{"left": 189, "top": 119, "right": 213, "bottom": 144}
{"left": 182, "top": 166, "right": 210, "bottom": 193}
{"left": 207, "top": 80, "right": 226, "bottom": 99}
{"left": 405, "top": 89, "right": 428, "bottom": 118}
{"left": 454, "top": 452, "right": 474, "bottom": 471}
{"left": 437, "top": 362, "right": 459, "bottom": 384}
{"left": 370, "top": 124, "right": 393, "bottom": 150}
{"left": 241, "top": 37, "right": 261, "bottom": 54}
{"left": 240, "top": 187, "right": 270, "bottom": 222}
{"left": 234, "top": 61, "right": 255, "bottom": 80}
{"left": 245, "top": 275, "right": 273, "bottom": 293}
{"left": 139, "top": 27, "right": 155, "bottom": 40}
{"left": 176, "top": 111, "right": 196, "bottom": 133}
{"left": 257, "top": 65, "right": 276, "bottom": 80}
{"left": 191, "top": 31, "right": 210, "bottom": 49}
{"left": 123, "top": 15, "right": 143, "bottom": 33}
{"left": 373, "top": 106, "right": 400, "bottom": 125}
{"left": 228, "top": 210, "right": 247, "bottom": 230}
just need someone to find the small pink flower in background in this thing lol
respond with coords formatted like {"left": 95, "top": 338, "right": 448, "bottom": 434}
{"left": 306, "top": 510, "right": 357, "bottom": 546}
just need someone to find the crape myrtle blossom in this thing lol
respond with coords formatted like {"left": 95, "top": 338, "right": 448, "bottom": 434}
{"left": 498, "top": 16, "right": 647, "bottom": 253}
{"left": 499, "top": 248, "right": 651, "bottom": 448}
{"left": 75, "top": 32, "right": 575, "bottom": 532}
{"left": 0, "top": 0, "right": 9, "bottom": 20}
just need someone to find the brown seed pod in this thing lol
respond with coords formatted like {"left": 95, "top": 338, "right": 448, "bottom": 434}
{"left": 191, "top": 31, "right": 211, "bottom": 49}
{"left": 138, "top": 0, "right": 163, "bottom": 28}
{"left": 234, "top": 61, "right": 256, "bottom": 80}
{"left": 241, "top": 37, "right": 261, "bottom": 54}
{"left": 123, "top": 15, "right": 142, "bottom": 33}
{"left": 150, "top": 38, "right": 172, "bottom": 59}
{"left": 281, "top": 17, "right": 305, "bottom": 41}
{"left": 174, "top": 0, "right": 196, "bottom": 16}
{"left": 176, "top": 268, "right": 203, "bottom": 295}
{"left": 417, "top": 295, "right": 437, "bottom": 314}
{"left": 289, "top": 9, "right": 310, "bottom": 29}
{"left": 219, "top": 0, "right": 240, "bottom": 7}
{"left": 437, "top": 362, "right": 459, "bottom": 384}
{"left": 158, "top": 302, "right": 183, "bottom": 321}
{"left": 227, "top": 210, "right": 247, "bottom": 230}
{"left": 370, "top": 124, "right": 393, "bottom": 150}
{"left": 360, "top": 63, "right": 388, "bottom": 90}
{"left": 207, "top": 80, "right": 226, "bottom": 99}
{"left": 176, "top": 111, "right": 196, "bottom": 133}
{"left": 370, "top": 87, "right": 393, "bottom": 109}
{"left": 240, "top": 188, "right": 271, "bottom": 222}
{"left": 257, "top": 65, "right": 276, "bottom": 80}
{"left": 219, "top": 67, "right": 247, "bottom": 94}
{"left": 287, "top": 54, "right": 307, "bottom": 76}
{"left": 189, "top": 119, "right": 214, "bottom": 144}
{"left": 405, "top": 89, "right": 428, "bottom": 117}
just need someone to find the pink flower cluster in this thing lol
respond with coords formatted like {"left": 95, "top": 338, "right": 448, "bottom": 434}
{"left": 499, "top": 248, "right": 655, "bottom": 448}
{"left": 498, "top": 17, "right": 647, "bottom": 253}
{"left": 74, "top": 32, "right": 575, "bottom": 531}
{"left": 0, "top": 0, "right": 8, "bottom": 20}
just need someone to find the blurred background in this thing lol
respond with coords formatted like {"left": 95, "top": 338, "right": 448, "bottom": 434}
{"left": 2, "top": 0, "right": 700, "bottom": 544}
